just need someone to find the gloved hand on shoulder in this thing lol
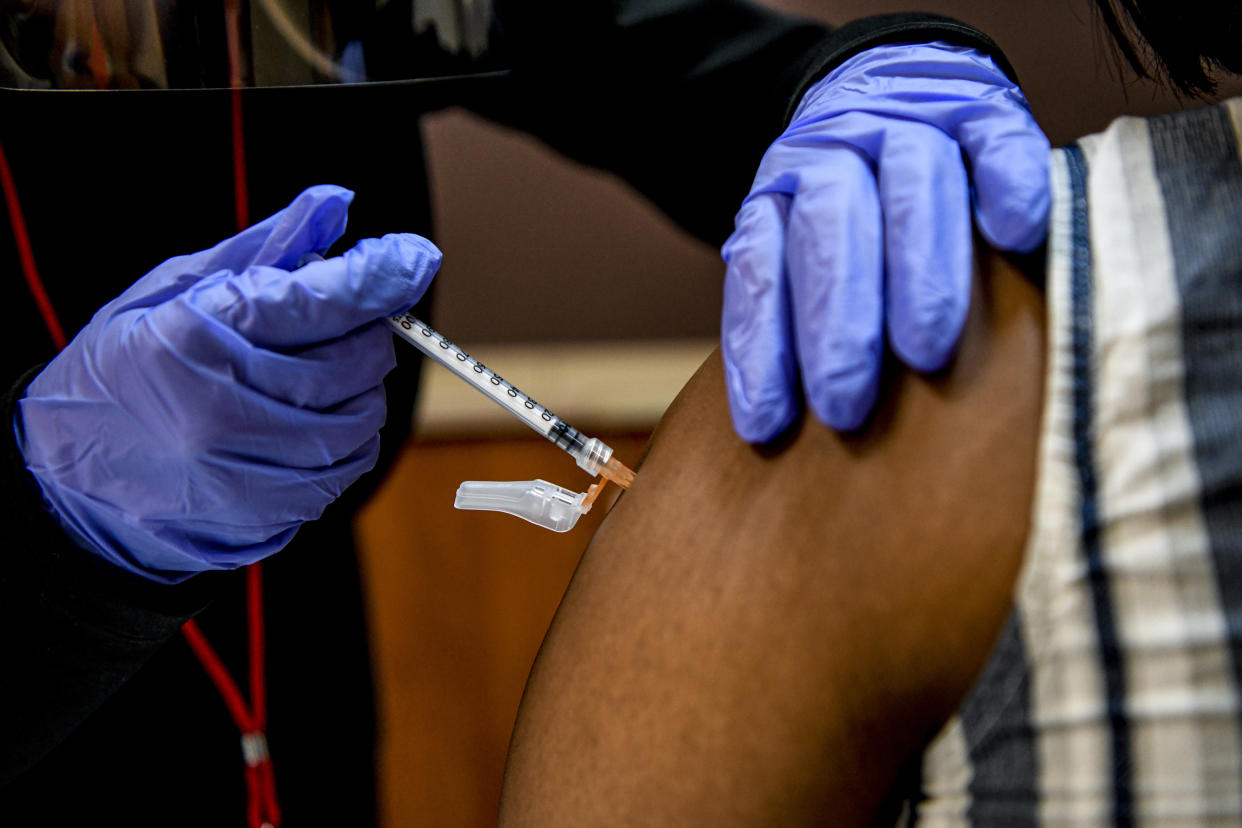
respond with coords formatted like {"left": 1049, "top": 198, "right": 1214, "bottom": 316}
{"left": 14, "top": 184, "right": 441, "bottom": 583}
{"left": 722, "top": 40, "right": 1049, "bottom": 438}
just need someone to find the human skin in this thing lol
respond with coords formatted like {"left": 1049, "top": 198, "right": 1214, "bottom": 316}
{"left": 497, "top": 244, "right": 1047, "bottom": 826}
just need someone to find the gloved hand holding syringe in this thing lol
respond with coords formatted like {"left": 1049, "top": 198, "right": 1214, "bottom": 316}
{"left": 386, "top": 312, "right": 636, "bottom": 532}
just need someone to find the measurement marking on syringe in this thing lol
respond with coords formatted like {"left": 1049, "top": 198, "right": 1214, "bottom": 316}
{"left": 387, "top": 313, "right": 568, "bottom": 439}
{"left": 385, "top": 312, "right": 636, "bottom": 495}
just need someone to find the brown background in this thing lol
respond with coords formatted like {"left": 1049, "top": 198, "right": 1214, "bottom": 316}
{"left": 424, "top": 0, "right": 1242, "bottom": 349}
{"left": 358, "top": 2, "right": 1242, "bottom": 826}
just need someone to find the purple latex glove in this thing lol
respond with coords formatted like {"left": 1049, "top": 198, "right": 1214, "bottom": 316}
{"left": 14, "top": 185, "right": 441, "bottom": 583}
{"left": 722, "top": 41, "right": 1049, "bottom": 438}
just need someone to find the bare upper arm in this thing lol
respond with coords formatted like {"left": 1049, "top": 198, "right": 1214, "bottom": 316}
{"left": 498, "top": 249, "right": 1046, "bottom": 826}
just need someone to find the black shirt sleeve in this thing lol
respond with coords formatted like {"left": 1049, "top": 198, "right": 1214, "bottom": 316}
{"left": 0, "top": 367, "right": 224, "bottom": 785}
{"left": 474, "top": 2, "right": 1015, "bottom": 246}
{"left": 0, "top": 83, "right": 437, "bottom": 792}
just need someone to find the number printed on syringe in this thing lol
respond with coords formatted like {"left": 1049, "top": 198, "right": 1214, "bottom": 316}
{"left": 387, "top": 312, "right": 558, "bottom": 437}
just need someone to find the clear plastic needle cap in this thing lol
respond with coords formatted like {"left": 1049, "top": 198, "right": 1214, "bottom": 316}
{"left": 454, "top": 479, "right": 587, "bottom": 533}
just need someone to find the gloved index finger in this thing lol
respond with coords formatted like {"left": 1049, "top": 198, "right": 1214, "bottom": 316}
{"left": 111, "top": 185, "right": 356, "bottom": 317}
{"left": 245, "top": 184, "right": 354, "bottom": 269}
{"left": 152, "top": 184, "right": 355, "bottom": 281}
{"left": 193, "top": 184, "right": 355, "bottom": 273}
{"left": 189, "top": 233, "right": 442, "bottom": 349}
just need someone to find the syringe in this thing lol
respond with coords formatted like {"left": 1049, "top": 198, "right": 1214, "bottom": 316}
{"left": 385, "top": 312, "right": 636, "bottom": 491}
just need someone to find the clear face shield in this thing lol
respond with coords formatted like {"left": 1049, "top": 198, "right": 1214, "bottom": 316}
{"left": 0, "top": 0, "right": 505, "bottom": 91}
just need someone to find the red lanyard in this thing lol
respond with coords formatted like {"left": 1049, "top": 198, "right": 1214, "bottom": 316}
{"left": 180, "top": 3, "right": 279, "bottom": 825}
{"left": 0, "top": 139, "right": 65, "bottom": 352}
{"left": 182, "top": 568, "right": 279, "bottom": 828}
{"left": 0, "top": 4, "right": 279, "bottom": 825}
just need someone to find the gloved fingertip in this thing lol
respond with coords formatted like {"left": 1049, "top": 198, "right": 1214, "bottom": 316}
{"left": 390, "top": 231, "right": 443, "bottom": 271}
{"left": 722, "top": 339, "right": 799, "bottom": 444}
{"left": 294, "top": 184, "right": 354, "bottom": 248}
{"left": 376, "top": 232, "right": 443, "bottom": 308}
{"left": 729, "top": 397, "right": 797, "bottom": 444}
{"left": 971, "top": 143, "right": 1052, "bottom": 254}
{"left": 245, "top": 185, "right": 357, "bottom": 271}
{"left": 888, "top": 299, "right": 967, "bottom": 374}
{"left": 976, "top": 184, "right": 1051, "bottom": 253}
{"left": 818, "top": 394, "right": 874, "bottom": 432}
{"left": 298, "top": 183, "right": 356, "bottom": 207}
{"left": 806, "top": 363, "right": 879, "bottom": 433}
{"left": 891, "top": 330, "right": 958, "bottom": 374}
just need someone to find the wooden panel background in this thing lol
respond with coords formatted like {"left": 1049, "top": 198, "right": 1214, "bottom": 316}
{"left": 355, "top": 431, "right": 651, "bottom": 827}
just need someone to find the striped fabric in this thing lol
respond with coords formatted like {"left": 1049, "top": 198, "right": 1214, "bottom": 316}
{"left": 910, "top": 98, "right": 1242, "bottom": 825}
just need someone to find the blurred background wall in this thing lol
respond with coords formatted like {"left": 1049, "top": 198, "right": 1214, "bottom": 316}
{"left": 423, "top": 0, "right": 1242, "bottom": 350}
{"left": 358, "top": 2, "right": 1242, "bottom": 826}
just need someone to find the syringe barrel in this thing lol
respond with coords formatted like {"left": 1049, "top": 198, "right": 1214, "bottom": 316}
{"left": 547, "top": 420, "right": 587, "bottom": 456}
{"left": 387, "top": 314, "right": 624, "bottom": 482}
{"left": 387, "top": 313, "right": 557, "bottom": 439}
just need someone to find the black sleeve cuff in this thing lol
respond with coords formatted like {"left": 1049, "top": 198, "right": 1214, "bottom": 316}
{"left": 1, "top": 365, "right": 227, "bottom": 785}
{"left": 781, "top": 12, "right": 1020, "bottom": 125}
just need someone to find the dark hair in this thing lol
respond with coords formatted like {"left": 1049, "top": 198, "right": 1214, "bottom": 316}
{"left": 1093, "top": 0, "right": 1242, "bottom": 96}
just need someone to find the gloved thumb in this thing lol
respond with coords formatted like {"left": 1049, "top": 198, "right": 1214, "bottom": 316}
{"left": 187, "top": 232, "right": 442, "bottom": 349}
